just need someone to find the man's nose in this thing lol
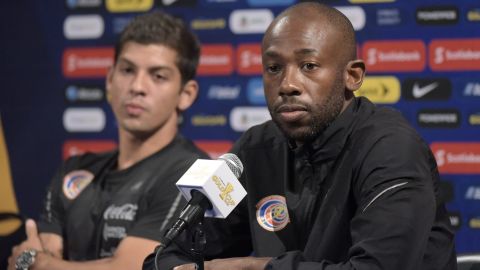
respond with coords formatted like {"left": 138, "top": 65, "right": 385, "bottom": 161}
{"left": 279, "top": 66, "right": 302, "bottom": 96}
{"left": 130, "top": 72, "right": 147, "bottom": 96}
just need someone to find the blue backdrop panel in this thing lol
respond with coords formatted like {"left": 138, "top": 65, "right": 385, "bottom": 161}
{"left": 1, "top": 0, "right": 479, "bottom": 257}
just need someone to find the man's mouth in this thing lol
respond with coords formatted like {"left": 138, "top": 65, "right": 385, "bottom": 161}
{"left": 125, "top": 102, "right": 145, "bottom": 116}
{"left": 275, "top": 104, "right": 308, "bottom": 122}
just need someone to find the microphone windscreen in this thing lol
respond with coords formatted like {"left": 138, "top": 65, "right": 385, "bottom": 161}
{"left": 218, "top": 153, "right": 243, "bottom": 179}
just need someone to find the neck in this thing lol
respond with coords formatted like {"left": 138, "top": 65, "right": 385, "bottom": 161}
{"left": 116, "top": 119, "right": 178, "bottom": 171}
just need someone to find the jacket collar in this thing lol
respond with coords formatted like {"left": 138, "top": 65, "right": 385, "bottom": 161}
{"left": 290, "top": 97, "right": 363, "bottom": 163}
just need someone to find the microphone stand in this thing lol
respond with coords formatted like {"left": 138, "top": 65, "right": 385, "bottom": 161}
{"left": 190, "top": 220, "right": 206, "bottom": 270}
{"left": 150, "top": 190, "right": 210, "bottom": 270}
{"left": 149, "top": 220, "right": 207, "bottom": 270}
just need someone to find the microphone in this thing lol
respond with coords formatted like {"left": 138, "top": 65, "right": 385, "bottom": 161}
{"left": 157, "top": 153, "right": 246, "bottom": 252}
{"left": 176, "top": 153, "right": 246, "bottom": 218}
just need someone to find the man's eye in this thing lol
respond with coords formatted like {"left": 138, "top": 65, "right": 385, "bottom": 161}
{"left": 120, "top": 67, "right": 134, "bottom": 74}
{"left": 303, "top": 63, "right": 317, "bottom": 71}
{"left": 154, "top": 74, "right": 167, "bottom": 81}
{"left": 266, "top": 65, "right": 280, "bottom": 73}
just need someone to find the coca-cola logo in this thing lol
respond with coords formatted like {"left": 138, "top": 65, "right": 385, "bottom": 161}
{"left": 103, "top": 204, "right": 138, "bottom": 221}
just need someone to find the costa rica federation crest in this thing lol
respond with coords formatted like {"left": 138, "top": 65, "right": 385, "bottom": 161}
{"left": 63, "top": 170, "right": 94, "bottom": 200}
{"left": 256, "top": 195, "right": 290, "bottom": 232}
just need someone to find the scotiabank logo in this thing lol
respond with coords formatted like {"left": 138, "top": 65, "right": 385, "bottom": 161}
{"left": 106, "top": 0, "right": 153, "bottom": 12}
{"left": 363, "top": 40, "right": 426, "bottom": 72}
{"left": 431, "top": 142, "right": 480, "bottom": 174}
{"left": 430, "top": 39, "right": 480, "bottom": 71}
{"left": 198, "top": 45, "right": 233, "bottom": 76}
{"left": 63, "top": 47, "right": 113, "bottom": 78}
{"left": 63, "top": 140, "right": 117, "bottom": 160}
{"left": 355, "top": 76, "right": 400, "bottom": 104}
{"left": 194, "top": 140, "right": 233, "bottom": 159}
{"left": 237, "top": 43, "right": 262, "bottom": 75}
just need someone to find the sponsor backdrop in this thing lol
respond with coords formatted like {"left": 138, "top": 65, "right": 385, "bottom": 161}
{"left": 0, "top": 0, "right": 479, "bottom": 258}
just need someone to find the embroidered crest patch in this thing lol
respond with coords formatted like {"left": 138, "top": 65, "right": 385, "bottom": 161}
{"left": 256, "top": 195, "right": 290, "bottom": 232}
{"left": 63, "top": 170, "right": 94, "bottom": 200}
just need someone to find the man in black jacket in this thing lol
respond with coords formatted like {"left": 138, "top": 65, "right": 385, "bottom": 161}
{"left": 146, "top": 2, "right": 457, "bottom": 270}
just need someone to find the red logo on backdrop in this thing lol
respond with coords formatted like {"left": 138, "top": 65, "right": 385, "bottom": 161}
{"left": 362, "top": 40, "right": 426, "bottom": 72}
{"left": 63, "top": 140, "right": 117, "bottom": 160}
{"left": 431, "top": 142, "right": 480, "bottom": 174}
{"left": 194, "top": 140, "right": 233, "bottom": 159}
{"left": 63, "top": 47, "right": 114, "bottom": 78}
{"left": 237, "top": 43, "right": 262, "bottom": 75}
{"left": 197, "top": 44, "right": 234, "bottom": 76}
{"left": 429, "top": 39, "right": 480, "bottom": 71}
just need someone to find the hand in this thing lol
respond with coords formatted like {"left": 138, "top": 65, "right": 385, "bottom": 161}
{"left": 173, "top": 257, "right": 271, "bottom": 270}
{"left": 7, "top": 219, "right": 44, "bottom": 270}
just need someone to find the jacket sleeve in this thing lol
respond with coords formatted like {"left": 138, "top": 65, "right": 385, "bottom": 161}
{"left": 37, "top": 158, "right": 77, "bottom": 236}
{"left": 265, "top": 129, "right": 454, "bottom": 270}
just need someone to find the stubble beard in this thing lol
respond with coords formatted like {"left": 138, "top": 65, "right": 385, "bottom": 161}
{"left": 270, "top": 83, "right": 345, "bottom": 143}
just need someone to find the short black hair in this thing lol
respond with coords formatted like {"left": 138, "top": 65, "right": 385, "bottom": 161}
{"left": 114, "top": 11, "right": 201, "bottom": 84}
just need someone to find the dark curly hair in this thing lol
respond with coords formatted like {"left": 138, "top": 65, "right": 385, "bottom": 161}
{"left": 115, "top": 11, "right": 201, "bottom": 84}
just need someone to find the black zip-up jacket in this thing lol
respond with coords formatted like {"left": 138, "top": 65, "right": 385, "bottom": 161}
{"left": 147, "top": 97, "right": 456, "bottom": 270}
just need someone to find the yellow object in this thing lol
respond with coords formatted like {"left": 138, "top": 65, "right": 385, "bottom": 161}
{"left": 0, "top": 116, "right": 21, "bottom": 235}
{"left": 355, "top": 76, "right": 401, "bottom": 104}
{"left": 106, "top": 0, "right": 153, "bottom": 13}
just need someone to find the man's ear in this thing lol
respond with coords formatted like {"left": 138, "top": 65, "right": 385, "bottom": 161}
{"left": 177, "top": 80, "right": 199, "bottom": 111}
{"left": 105, "top": 66, "right": 114, "bottom": 103}
{"left": 344, "top": 59, "right": 365, "bottom": 92}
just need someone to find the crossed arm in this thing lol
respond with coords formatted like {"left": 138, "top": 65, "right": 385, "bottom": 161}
{"left": 8, "top": 219, "right": 159, "bottom": 270}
